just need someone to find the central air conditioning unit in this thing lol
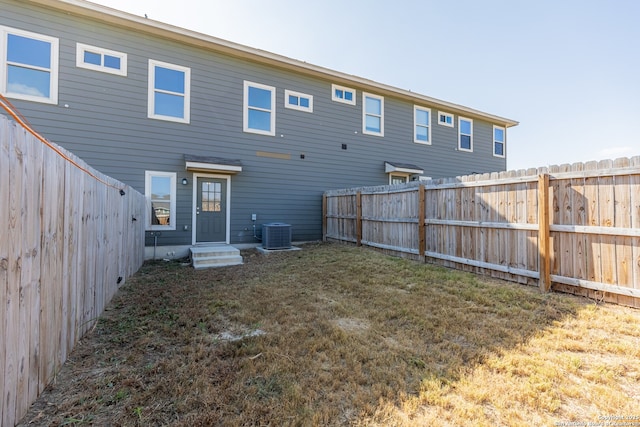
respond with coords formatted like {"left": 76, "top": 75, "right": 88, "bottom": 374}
{"left": 262, "top": 223, "right": 292, "bottom": 250}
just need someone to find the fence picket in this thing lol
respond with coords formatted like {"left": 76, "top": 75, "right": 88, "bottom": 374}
{"left": 631, "top": 157, "right": 640, "bottom": 308}
{"left": 5, "top": 121, "right": 23, "bottom": 427}
{"left": 0, "top": 113, "right": 9, "bottom": 427}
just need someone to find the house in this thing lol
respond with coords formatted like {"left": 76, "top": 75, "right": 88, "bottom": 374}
{"left": 0, "top": 0, "right": 518, "bottom": 260}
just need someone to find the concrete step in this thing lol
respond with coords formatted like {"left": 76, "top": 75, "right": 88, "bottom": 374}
{"left": 190, "top": 245, "right": 243, "bottom": 269}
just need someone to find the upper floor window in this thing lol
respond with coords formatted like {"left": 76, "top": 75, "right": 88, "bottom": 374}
{"left": 76, "top": 43, "right": 127, "bottom": 76}
{"left": 414, "top": 106, "right": 431, "bottom": 144}
{"left": 148, "top": 59, "right": 190, "bottom": 123}
{"left": 363, "top": 92, "right": 384, "bottom": 136}
{"left": 284, "top": 89, "right": 313, "bottom": 113}
{"left": 243, "top": 81, "right": 275, "bottom": 136}
{"left": 0, "top": 26, "right": 59, "bottom": 104}
{"left": 438, "top": 111, "right": 454, "bottom": 127}
{"left": 458, "top": 117, "right": 473, "bottom": 152}
{"left": 145, "top": 171, "right": 176, "bottom": 231}
{"left": 493, "top": 125, "right": 506, "bottom": 157}
{"left": 331, "top": 84, "right": 356, "bottom": 105}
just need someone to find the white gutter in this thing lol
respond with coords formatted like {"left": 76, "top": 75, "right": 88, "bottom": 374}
{"left": 24, "top": 0, "right": 519, "bottom": 128}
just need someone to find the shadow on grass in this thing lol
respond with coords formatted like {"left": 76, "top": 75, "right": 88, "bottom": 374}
{"left": 19, "top": 242, "right": 597, "bottom": 426}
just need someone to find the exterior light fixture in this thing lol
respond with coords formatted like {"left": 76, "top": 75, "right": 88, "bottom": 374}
{"left": 182, "top": 178, "right": 188, "bottom": 185}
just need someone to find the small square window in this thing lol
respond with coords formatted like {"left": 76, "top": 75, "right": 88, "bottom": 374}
{"left": 76, "top": 43, "right": 127, "bottom": 76}
{"left": 331, "top": 84, "right": 356, "bottom": 105}
{"left": 438, "top": 111, "right": 454, "bottom": 127}
{"left": 284, "top": 89, "right": 313, "bottom": 112}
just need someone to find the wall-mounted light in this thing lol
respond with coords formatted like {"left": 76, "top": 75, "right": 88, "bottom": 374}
{"left": 182, "top": 178, "right": 188, "bottom": 185}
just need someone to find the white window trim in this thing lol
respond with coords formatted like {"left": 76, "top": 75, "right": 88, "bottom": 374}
{"left": 76, "top": 43, "right": 127, "bottom": 76}
{"left": 389, "top": 174, "right": 410, "bottom": 185}
{"left": 331, "top": 83, "right": 356, "bottom": 105}
{"left": 284, "top": 89, "right": 313, "bottom": 112}
{"left": 145, "top": 171, "right": 177, "bottom": 231}
{"left": 0, "top": 26, "right": 59, "bottom": 104}
{"left": 147, "top": 59, "right": 191, "bottom": 123}
{"left": 362, "top": 92, "right": 384, "bottom": 137}
{"left": 414, "top": 106, "right": 431, "bottom": 145}
{"left": 438, "top": 111, "right": 454, "bottom": 127}
{"left": 243, "top": 80, "right": 276, "bottom": 136}
{"left": 458, "top": 117, "right": 473, "bottom": 152}
{"left": 493, "top": 125, "right": 506, "bottom": 158}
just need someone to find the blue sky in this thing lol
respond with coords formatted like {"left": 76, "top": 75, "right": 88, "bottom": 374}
{"left": 92, "top": 0, "right": 640, "bottom": 171}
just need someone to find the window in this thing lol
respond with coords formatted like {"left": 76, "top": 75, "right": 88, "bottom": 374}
{"left": 145, "top": 171, "right": 176, "bottom": 230}
{"left": 414, "top": 106, "right": 431, "bottom": 144}
{"left": 363, "top": 92, "right": 384, "bottom": 136}
{"left": 148, "top": 59, "right": 190, "bottom": 123}
{"left": 0, "top": 26, "right": 58, "bottom": 104}
{"left": 202, "top": 181, "right": 222, "bottom": 212}
{"left": 458, "top": 117, "right": 473, "bottom": 152}
{"left": 243, "top": 80, "right": 275, "bottom": 135}
{"left": 284, "top": 89, "right": 313, "bottom": 112}
{"left": 493, "top": 125, "right": 506, "bottom": 157}
{"left": 331, "top": 84, "right": 356, "bottom": 105}
{"left": 76, "top": 43, "right": 127, "bottom": 76}
{"left": 390, "top": 174, "right": 409, "bottom": 185}
{"left": 438, "top": 111, "right": 454, "bottom": 127}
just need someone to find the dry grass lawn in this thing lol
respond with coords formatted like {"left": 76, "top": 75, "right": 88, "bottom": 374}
{"left": 18, "top": 242, "right": 640, "bottom": 426}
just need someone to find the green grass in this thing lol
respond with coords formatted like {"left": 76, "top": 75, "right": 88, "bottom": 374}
{"left": 18, "top": 242, "right": 640, "bottom": 426}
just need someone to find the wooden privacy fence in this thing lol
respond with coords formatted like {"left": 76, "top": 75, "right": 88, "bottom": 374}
{"left": 0, "top": 115, "right": 146, "bottom": 426}
{"left": 323, "top": 157, "right": 640, "bottom": 308}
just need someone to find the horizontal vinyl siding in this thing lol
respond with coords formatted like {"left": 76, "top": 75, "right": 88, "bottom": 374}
{"left": 1, "top": 0, "right": 508, "bottom": 245}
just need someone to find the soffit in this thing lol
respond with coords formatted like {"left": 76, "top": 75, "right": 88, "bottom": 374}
{"left": 24, "top": 0, "right": 519, "bottom": 128}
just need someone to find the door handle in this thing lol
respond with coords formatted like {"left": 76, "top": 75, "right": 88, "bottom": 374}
{"left": 196, "top": 206, "right": 200, "bottom": 215}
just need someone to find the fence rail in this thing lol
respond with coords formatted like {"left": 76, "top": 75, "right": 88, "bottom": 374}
{"left": 1, "top": 115, "right": 146, "bottom": 426}
{"left": 323, "top": 157, "right": 640, "bottom": 309}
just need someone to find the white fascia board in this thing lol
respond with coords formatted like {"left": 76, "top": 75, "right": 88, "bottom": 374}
{"left": 385, "top": 163, "right": 424, "bottom": 175}
{"left": 29, "top": 0, "right": 518, "bottom": 128}
{"left": 185, "top": 161, "right": 243, "bottom": 173}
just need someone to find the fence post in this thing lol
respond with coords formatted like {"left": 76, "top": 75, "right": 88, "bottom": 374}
{"left": 418, "top": 185, "right": 426, "bottom": 261}
{"left": 322, "top": 194, "right": 327, "bottom": 242}
{"left": 356, "top": 191, "right": 362, "bottom": 246}
{"left": 538, "top": 173, "right": 551, "bottom": 291}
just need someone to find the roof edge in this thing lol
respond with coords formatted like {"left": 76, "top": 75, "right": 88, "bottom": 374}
{"left": 23, "top": 0, "right": 519, "bottom": 128}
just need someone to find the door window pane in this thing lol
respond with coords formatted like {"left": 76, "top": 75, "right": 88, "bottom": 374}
{"left": 202, "top": 182, "right": 221, "bottom": 212}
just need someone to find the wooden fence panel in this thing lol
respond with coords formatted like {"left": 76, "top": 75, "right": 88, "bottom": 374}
{"left": 0, "top": 115, "right": 146, "bottom": 426}
{"left": 324, "top": 156, "right": 640, "bottom": 308}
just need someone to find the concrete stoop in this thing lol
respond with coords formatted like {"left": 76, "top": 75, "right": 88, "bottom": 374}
{"left": 190, "top": 245, "right": 243, "bottom": 269}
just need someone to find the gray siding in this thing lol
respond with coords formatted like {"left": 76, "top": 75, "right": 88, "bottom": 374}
{"left": 1, "top": 0, "right": 508, "bottom": 246}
